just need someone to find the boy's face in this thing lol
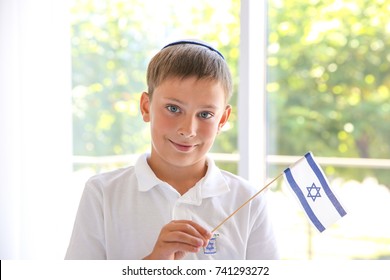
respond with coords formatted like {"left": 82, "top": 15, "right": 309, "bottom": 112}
{"left": 140, "top": 76, "right": 231, "bottom": 170}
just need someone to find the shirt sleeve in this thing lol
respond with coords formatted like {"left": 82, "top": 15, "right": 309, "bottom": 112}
{"left": 246, "top": 191, "right": 280, "bottom": 260}
{"left": 65, "top": 178, "right": 107, "bottom": 260}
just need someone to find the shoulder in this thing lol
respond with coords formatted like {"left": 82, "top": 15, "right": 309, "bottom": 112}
{"left": 219, "top": 169, "right": 258, "bottom": 195}
{"left": 85, "top": 166, "right": 136, "bottom": 195}
{"left": 88, "top": 166, "right": 135, "bottom": 185}
{"left": 205, "top": 156, "right": 264, "bottom": 199}
{"left": 218, "top": 168, "right": 270, "bottom": 210}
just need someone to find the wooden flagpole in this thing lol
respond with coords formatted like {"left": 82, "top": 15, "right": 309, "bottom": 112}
{"left": 211, "top": 155, "right": 307, "bottom": 233}
{"left": 211, "top": 173, "right": 283, "bottom": 233}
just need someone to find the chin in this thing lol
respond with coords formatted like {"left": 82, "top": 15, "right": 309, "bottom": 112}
{"left": 165, "top": 152, "right": 206, "bottom": 167}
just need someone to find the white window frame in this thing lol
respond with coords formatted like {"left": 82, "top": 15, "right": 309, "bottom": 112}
{"left": 238, "top": 0, "right": 267, "bottom": 186}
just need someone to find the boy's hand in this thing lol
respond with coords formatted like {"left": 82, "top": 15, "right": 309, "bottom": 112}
{"left": 143, "top": 220, "right": 212, "bottom": 260}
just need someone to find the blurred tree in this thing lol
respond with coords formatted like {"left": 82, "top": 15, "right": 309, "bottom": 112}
{"left": 71, "top": 0, "right": 152, "bottom": 156}
{"left": 267, "top": 0, "right": 390, "bottom": 185}
{"left": 71, "top": 0, "right": 239, "bottom": 172}
{"left": 71, "top": 0, "right": 389, "bottom": 185}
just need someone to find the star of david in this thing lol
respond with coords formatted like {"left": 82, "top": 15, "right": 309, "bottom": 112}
{"left": 307, "top": 183, "right": 321, "bottom": 202}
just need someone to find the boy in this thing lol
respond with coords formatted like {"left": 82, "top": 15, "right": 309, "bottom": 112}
{"left": 65, "top": 40, "right": 279, "bottom": 260}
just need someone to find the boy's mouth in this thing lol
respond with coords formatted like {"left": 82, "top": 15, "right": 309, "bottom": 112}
{"left": 169, "top": 140, "right": 197, "bottom": 152}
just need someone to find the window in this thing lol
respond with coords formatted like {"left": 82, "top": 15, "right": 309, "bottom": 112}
{"left": 71, "top": 0, "right": 240, "bottom": 175}
{"left": 2, "top": 0, "right": 388, "bottom": 261}
{"left": 69, "top": 0, "right": 390, "bottom": 260}
{"left": 267, "top": 0, "right": 390, "bottom": 259}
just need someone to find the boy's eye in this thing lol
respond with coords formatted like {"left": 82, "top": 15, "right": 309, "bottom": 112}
{"left": 166, "top": 105, "right": 181, "bottom": 113}
{"left": 199, "top": 111, "right": 213, "bottom": 119}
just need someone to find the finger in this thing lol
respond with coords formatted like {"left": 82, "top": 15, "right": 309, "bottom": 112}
{"left": 166, "top": 241, "right": 202, "bottom": 254}
{"left": 146, "top": 220, "right": 211, "bottom": 260}
{"left": 182, "top": 220, "right": 212, "bottom": 239}
{"left": 164, "top": 231, "right": 205, "bottom": 248}
{"left": 161, "top": 224, "right": 205, "bottom": 247}
{"left": 170, "top": 220, "right": 212, "bottom": 246}
{"left": 149, "top": 230, "right": 203, "bottom": 260}
{"left": 170, "top": 220, "right": 211, "bottom": 235}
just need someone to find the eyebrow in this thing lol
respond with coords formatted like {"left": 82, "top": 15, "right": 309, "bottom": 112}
{"left": 163, "top": 97, "right": 220, "bottom": 110}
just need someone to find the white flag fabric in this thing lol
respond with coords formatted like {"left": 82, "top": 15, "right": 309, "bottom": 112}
{"left": 283, "top": 152, "right": 347, "bottom": 232}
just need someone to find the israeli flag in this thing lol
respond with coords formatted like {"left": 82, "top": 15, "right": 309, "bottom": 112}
{"left": 283, "top": 152, "right": 347, "bottom": 232}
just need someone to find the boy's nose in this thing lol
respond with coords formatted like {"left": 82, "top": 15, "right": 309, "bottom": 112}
{"left": 177, "top": 117, "right": 197, "bottom": 138}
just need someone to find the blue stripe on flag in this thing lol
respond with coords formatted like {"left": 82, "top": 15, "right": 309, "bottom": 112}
{"left": 284, "top": 167, "right": 326, "bottom": 232}
{"left": 305, "top": 153, "right": 347, "bottom": 217}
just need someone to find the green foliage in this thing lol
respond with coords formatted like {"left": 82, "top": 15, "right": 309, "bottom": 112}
{"left": 71, "top": 0, "right": 239, "bottom": 164}
{"left": 71, "top": 0, "right": 389, "bottom": 185}
{"left": 71, "top": 0, "right": 153, "bottom": 156}
{"left": 267, "top": 0, "right": 390, "bottom": 184}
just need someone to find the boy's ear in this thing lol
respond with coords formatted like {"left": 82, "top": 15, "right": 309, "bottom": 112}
{"left": 140, "top": 92, "right": 151, "bottom": 122}
{"left": 218, "top": 104, "right": 232, "bottom": 132}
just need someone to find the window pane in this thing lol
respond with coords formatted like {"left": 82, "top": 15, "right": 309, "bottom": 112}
{"left": 267, "top": 0, "right": 390, "bottom": 259}
{"left": 71, "top": 0, "right": 240, "bottom": 173}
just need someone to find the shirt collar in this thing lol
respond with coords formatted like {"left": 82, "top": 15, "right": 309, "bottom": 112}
{"left": 134, "top": 153, "right": 230, "bottom": 202}
{"left": 134, "top": 153, "right": 164, "bottom": 191}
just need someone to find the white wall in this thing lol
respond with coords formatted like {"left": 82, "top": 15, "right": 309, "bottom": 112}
{"left": 0, "top": 0, "right": 72, "bottom": 259}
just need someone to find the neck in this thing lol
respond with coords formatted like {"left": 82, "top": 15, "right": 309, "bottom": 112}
{"left": 147, "top": 155, "right": 208, "bottom": 195}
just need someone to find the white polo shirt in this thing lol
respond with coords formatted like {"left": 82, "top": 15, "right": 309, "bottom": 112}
{"left": 65, "top": 153, "right": 279, "bottom": 260}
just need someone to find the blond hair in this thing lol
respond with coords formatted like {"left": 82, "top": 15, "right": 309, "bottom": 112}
{"left": 146, "top": 41, "right": 232, "bottom": 102}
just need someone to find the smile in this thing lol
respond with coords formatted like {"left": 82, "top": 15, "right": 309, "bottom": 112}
{"left": 169, "top": 140, "right": 197, "bottom": 152}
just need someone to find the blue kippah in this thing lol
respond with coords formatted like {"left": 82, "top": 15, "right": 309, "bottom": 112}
{"left": 162, "top": 40, "right": 225, "bottom": 60}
